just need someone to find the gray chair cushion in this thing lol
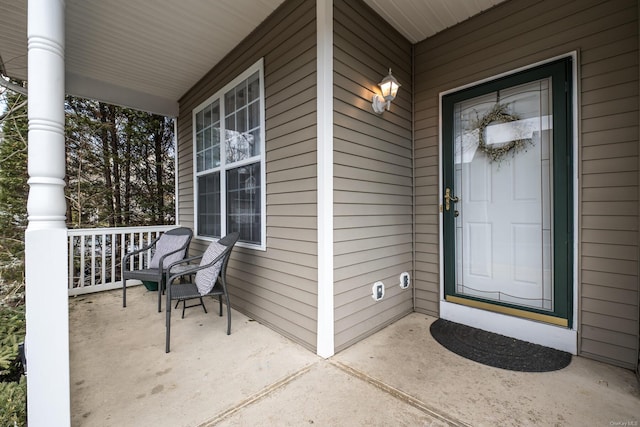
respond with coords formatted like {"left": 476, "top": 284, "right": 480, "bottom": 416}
{"left": 149, "top": 234, "right": 190, "bottom": 269}
{"left": 195, "top": 241, "right": 226, "bottom": 295}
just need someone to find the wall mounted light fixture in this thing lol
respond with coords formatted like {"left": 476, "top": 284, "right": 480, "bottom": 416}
{"left": 372, "top": 68, "right": 400, "bottom": 114}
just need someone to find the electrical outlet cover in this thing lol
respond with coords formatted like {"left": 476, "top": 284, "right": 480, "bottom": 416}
{"left": 372, "top": 281, "right": 384, "bottom": 301}
{"left": 400, "top": 272, "right": 410, "bottom": 289}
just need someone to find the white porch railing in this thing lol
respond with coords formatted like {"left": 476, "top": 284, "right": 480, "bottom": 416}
{"left": 67, "top": 225, "right": 176, "bottom": 296}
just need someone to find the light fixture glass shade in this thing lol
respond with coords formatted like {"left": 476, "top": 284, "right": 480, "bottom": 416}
{"left": 372, "top": 68, "right": 400, "bottom": 114}
{"left": 379, "top": 69, "right": 400, "bottom": 102}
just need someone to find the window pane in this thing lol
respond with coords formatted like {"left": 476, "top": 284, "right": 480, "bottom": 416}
{"left": 196, "top": 152, "right": 204, "bottom": 172}
{"left": 248, "top": 100, "right": 259, "bottom": 130}
{"left": 225, "top": 91, "right": 235, "bottom": 114}
{"left": 226, "top": 163, "right": 261, "bottom": 245}
{"left": 235, "top": 81, "right": 246, "bottom": 107}
{"left": 198, "top": 173, "right": 221, "bottom": 237}
{"left": 225, "top": 115, "right": 235, "bottom": 132}
{"left": 212, "top": 127, "right": 220, "bottom": 167}
{"left": 204, "top": 149, "right": 213, "bottom": 170}
{"left": 211, "top": 103, "right": 220, "bottom": 124}
{"left": 196, "top": 132, "right": 204, "bottom": 153}
{"left": 249, "top": 129, "right": 261, "bottom": 157}
{"left": 247, "top": 72, "right": 260, "bottom": 102}
{"left": 237, "top": 107, "right": 247, "bottom": 133}
{"left": 203, "top": 128, "right": 212, "bottom": 150}
{"left": 196, "top": 110, "right": 204, "bottom": 130}
{"left": 203, "top": 105, "right": 212, "bottom": 128}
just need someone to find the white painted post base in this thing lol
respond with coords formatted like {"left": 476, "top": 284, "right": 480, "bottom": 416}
{"left": 25, "top": 228, "right": 70, "bottom": 426}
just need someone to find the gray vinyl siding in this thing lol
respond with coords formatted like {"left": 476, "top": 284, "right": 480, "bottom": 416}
{"left": 333, "top": 0, "right": 413, "bottom": 352}
{"left": 413, "top": 0, "right": 639, "bottom": 368}
{"left": 177, "top": 0, "right": 319, "bottom": 351}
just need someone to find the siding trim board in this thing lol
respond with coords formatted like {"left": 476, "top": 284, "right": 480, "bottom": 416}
{"left": 316, "top": 0, "right": 335, "bottom": 358}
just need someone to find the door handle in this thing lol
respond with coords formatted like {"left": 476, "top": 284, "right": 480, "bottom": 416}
{"left": 444, "top": 187, "right": 459, "bottom": 211}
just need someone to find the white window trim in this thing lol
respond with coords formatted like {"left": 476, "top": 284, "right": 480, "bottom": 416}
{"left": 192, "top": 58, "right": 266, "bottom": 251}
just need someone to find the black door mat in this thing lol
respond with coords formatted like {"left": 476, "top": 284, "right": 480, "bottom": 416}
{"left": 430, "top": 318, "right": 572, "bottom": 372}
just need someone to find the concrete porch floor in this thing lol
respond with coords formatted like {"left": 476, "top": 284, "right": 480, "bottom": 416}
{"left": 69, "top": 286, "right": 640, "bottom": 426}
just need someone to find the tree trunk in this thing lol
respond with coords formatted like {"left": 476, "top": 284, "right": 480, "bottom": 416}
{"left": 154, "top": 117, "right": 165, "bottom": 224}
{"left": 106, "top": 104, "right": 123, "bottom": 226}
{"left": 98, "top": 103, "right": 116, "bottom": 227}
{"left": 124, "top": 131, "right": 131, "bottom": 225}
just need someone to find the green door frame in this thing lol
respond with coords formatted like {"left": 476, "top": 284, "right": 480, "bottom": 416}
{"left": 442, "top": 57, "right": 574, "bottom": 327}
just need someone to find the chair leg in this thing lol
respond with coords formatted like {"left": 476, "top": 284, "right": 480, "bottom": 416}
{"left": 157, "top": 278, "right": 163, "bottom": 312}
{"left": 181, "top": 297, "right": 208, "bottom": 318}
{"left": 224, "top": 293, "right": 231, "bottom": 335}
{"left": 122, "top": 277, "right": 127, "bottom": 308}
{"left": 165, "top": 293, "right": 171, "bottom": 353}
{"left": 218, "top": 295, "right": 223, "bottom": 317}
{"left": 225, "top": 295, "right": 231, "bottom": 335}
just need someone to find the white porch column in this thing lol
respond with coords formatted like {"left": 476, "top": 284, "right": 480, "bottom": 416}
{"left": 25, "top": 0, "right": 70, "bottom": 425}
{"left": 316, "top": 0, "right": 334, "bottom": 358}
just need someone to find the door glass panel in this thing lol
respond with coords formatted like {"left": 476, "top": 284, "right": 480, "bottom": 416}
{"left": 453, "top": 79, "right": 553, "bottom": 311}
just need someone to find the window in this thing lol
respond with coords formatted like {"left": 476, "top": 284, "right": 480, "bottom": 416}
{"left": 193, "top": 59, "right": 265, "bottom": 248}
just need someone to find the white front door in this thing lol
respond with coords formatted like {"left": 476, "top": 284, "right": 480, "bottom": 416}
{"left": 442, "top": 57, "right": 573, "bottom": 327}
{"left": 454, "top": 80, "right": 553, "bottom": 311}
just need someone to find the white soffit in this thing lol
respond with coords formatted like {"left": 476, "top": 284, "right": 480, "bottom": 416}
{"left": 0, "top": 0, "right": 285, "bottom": 115}
{"left": 0, "top": 0, "right": 509, "bottom": 115}
{"left": 363, "top": 0, "right": 509, "bottom": 44}
{"left": 64, "top": 0, "right": 285, "bottom": 115}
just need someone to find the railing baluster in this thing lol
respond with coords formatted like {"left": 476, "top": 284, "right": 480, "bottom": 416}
{"left": 137, "top": 232, "right": 143, "bottom": 269}
{"left": 101, "top": 233, "right": 106, "bottom": 286}
{"left": 146, "top": 231, "right": 152, "bottom": 266}
{"left": 111, "top": 232, "right": 116, "bottom": 285}
{"left": 121, "top": 233, "right": 126, "bottom": 275}
{"left": 79, "top": 236, "right": 85, "bottom": 288}
{"left": 68, "top": 236, "right": 73, "bottom": 290}
{"left": 90, "top": 234, "right": 96, "bottom": 287}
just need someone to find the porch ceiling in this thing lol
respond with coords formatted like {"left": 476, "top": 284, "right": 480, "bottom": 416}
{"left": 0, "top": 0, "right": 506, "bottom": 116}
{"left": 364, "top": 0, "right": 508, "bottom": 44}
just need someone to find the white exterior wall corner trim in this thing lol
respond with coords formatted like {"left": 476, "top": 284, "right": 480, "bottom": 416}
{"left": 25, "top": 0, "right": 71, "bottom": 425}
{"left": 437, "top": 52, "right": 579, "bottom": 355}
{"left": 174, "top": 118, "right": 179, "bottom": 225}
{"left": 316, "top": 0, "right": 335, "bottom": 358}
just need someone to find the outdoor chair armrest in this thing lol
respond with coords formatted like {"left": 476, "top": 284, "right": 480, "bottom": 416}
{"left": 167, "top": 253, "right": 203, "bottom": 267}
{"left": 121, "top": 236, "right": 161, "bottom": 265}
{"left": 165, "top": 250, "right": 227, "bottom": 286}
{"left": 165, "top": 254, "right": 203, "bottom": 275}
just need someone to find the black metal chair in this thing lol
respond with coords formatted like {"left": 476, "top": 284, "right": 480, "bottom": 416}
{"left": 164, "top": 232, "right": 239, "bottom": 353}
{"left": 121, "top": 227, "right": 192, "bottom": 312}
